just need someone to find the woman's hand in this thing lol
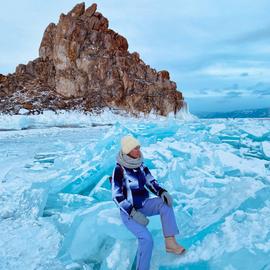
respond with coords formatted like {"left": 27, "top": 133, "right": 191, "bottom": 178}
{"left": 160, "top": 191, "right": 173, "bottom": 207}
{"left": 130, "top": 208, "right": 149, "bottom": 226}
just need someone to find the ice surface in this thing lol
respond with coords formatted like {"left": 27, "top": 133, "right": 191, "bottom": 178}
{"left": 0, "top": 111, "right": 270, "bottom": 269}
{"left": 262, "top": 141, "right": 270, "bottom": 159}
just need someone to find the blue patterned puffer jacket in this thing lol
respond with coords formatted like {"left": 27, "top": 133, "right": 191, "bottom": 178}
{"left": 111, "top": 163, "right": 166, "bottom": 215}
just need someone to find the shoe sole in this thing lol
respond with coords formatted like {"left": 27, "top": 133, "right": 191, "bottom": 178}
{"left": 166, "top": 248, "right": 186, "bottom": 255}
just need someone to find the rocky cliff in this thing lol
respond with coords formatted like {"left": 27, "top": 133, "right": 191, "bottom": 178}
{"left": 0, "top": 2, "right": 184, "bottom": 115}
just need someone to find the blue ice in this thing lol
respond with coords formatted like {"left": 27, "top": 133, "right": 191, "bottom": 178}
{"left": 0, "top": 111, "right": 270, "bottom": 269}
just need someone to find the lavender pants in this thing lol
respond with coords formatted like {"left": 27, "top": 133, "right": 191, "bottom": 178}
{"left": 120, "top": 197, "right": 179, "bottom": 270}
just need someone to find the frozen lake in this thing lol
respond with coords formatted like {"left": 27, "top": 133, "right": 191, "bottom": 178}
{"left": 0, "top": 111, "right": 270, "bottom": 269}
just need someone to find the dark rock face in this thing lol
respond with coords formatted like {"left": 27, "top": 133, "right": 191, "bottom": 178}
{"left": 0, "top": 2, "right": 184, "bottom": 115}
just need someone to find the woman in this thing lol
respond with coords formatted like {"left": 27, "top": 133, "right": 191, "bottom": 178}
{"left": 111, "top": 135, "right": 185, "bottom": 270}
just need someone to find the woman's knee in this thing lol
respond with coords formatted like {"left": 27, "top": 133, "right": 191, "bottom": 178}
{"left": 156, "top": 197, "right": 167, "bottom": 210}
{"left": 160, "top": 201, "right": 173, "bottom": 213}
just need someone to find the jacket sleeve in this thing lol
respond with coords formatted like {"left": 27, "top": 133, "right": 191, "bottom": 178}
{"left": 111, "top": 165, "right": 133, "bottom": 215}
{"left": 143, "top": 165, "right": 166, "bottom": 196}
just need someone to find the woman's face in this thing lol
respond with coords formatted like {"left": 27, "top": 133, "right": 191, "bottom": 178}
{"left": 128, "top": 146, "right": 141, "bottom": 159}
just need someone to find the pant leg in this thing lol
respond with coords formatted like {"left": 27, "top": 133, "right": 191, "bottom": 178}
{"left": 138, "top": 197, "right": 179, "bottom": 237}
{"left": 120, "top": 210, "right": 153, "bottom": 270}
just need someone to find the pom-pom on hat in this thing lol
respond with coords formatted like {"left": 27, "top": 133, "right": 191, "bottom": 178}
{"left": 121, "top": 135, "right": 140, "bottom": 154}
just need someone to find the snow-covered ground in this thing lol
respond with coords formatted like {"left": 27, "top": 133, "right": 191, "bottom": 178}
{"left": 0, "top": 110, "right": 270, "bottom": 270}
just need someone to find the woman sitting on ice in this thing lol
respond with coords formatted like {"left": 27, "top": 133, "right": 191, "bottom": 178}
{"left": 111, "top": 135, "right": 185, "bottom": 270}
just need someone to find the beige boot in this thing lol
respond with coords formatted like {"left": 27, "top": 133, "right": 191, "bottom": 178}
{"left": 165, "top": 236, "right": 186, "bottom": 255}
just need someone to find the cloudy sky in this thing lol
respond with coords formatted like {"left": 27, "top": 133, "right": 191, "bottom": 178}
{"left": 1, "top": 0, "right": 270, "bottom": 113}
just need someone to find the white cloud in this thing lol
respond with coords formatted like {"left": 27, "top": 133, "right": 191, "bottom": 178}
{"left": 198, "top": 64, "right": 270, "bottom": 79}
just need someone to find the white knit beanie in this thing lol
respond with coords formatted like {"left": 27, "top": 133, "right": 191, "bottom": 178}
{"left": 121, "top": 135, "right": 140, "bottom": 154}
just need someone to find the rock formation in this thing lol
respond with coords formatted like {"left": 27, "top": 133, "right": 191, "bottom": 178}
{"left": 0, "top": 2, "right": 185, "bottom": 115}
